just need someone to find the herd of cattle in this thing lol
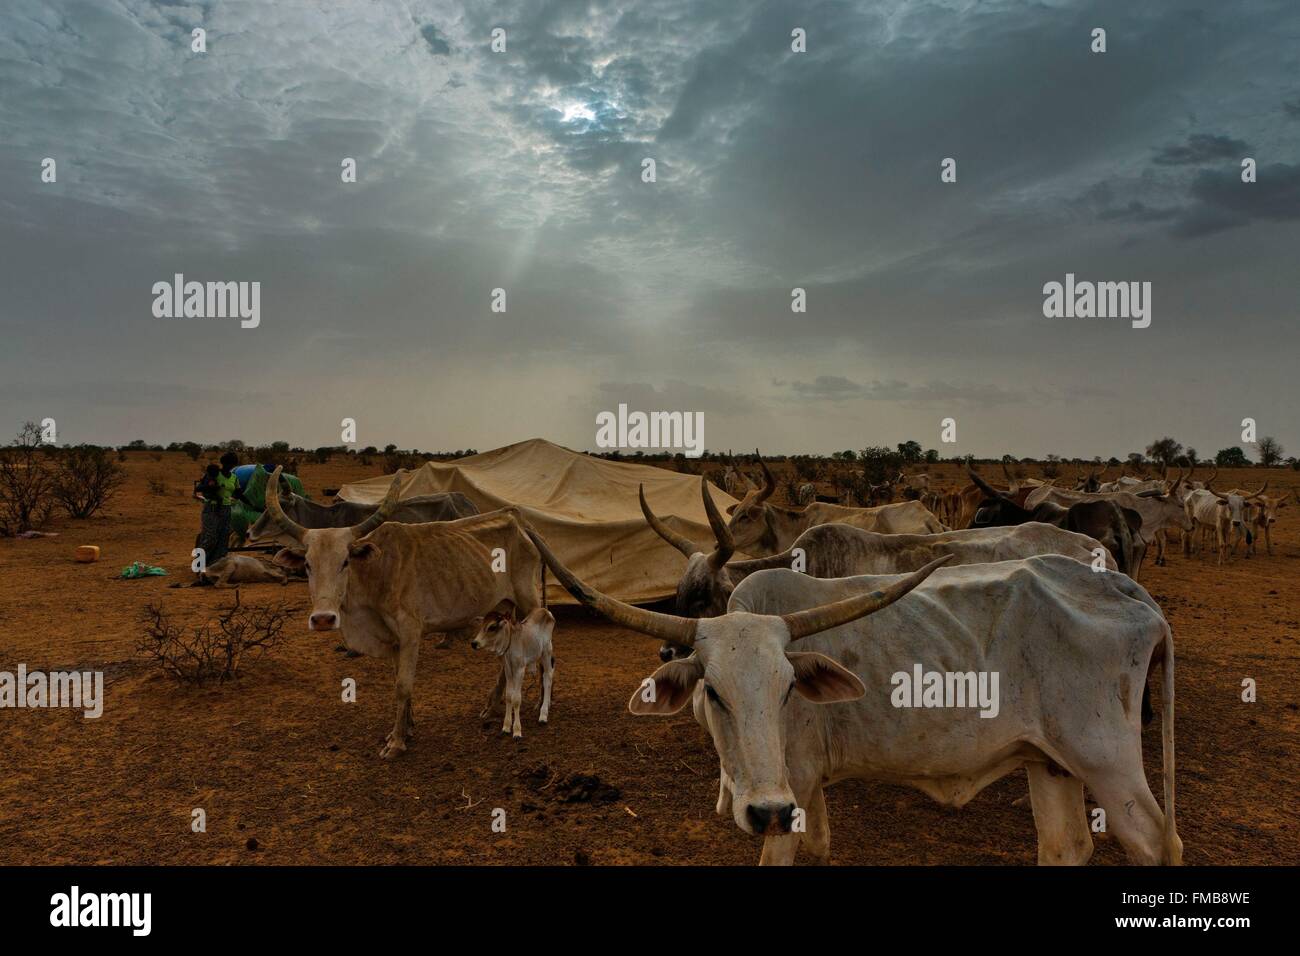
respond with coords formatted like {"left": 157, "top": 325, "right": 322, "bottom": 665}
{"left": 219, "top": 456, "right": 1292, "bottom": 865}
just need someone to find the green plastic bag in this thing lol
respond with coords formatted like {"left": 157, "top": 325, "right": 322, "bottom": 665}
{"left": 121, "top": 561, "right": 167, "bottom": 579}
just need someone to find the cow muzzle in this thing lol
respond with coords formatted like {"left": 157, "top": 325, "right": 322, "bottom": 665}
{"left": 308, "top": 611, "right": 340, "bottom": 631}
{"left": 745, "top": 801, "right": 797, "bottom": 836}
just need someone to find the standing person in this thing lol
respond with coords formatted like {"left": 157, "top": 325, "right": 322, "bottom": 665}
{"left": 192, "top": 452, "right": 246, "bottom": 585}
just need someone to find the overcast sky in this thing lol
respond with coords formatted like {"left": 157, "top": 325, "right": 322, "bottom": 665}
{"left": 2, "top": 0, "right": 1297, "bottom": 460}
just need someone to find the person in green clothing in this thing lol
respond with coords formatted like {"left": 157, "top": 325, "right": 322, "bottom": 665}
{"left": 192, "top": 452, "right": 247, "bottom": 585}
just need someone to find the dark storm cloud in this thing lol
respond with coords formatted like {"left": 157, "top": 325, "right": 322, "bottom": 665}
{"left": 1170, "top": 163, "right": 1300, "bottom": 237}
{"left": 1152, "top": 134, "right": 1250, "bottom": 166}
{"left": 420, "top": 24, "right": 452, "bottom": 56}
{"left": 0, "top": 0, "right": 1297, "bottom": 457}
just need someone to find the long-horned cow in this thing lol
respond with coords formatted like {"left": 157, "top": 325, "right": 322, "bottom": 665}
{"left": 1182, "top": 482, "right": 1268, "bottom": 564}
{"left": 641, "top": 477, "right": 1116, "bottom": 655}
{"left": 261, "top": 467, "right": 543, "bottom": 758}
{"left": 726, "top": 453, "right": 944, "bottom": 555}
{"left": 967, "top": 471, "right": 1144, "bottom": 577}
{"left": 529, "top": 532, "right": 1180, "bottom": 867}
{"left": 1240, "top": 488, "right": 1290, "bottom": 557}
{"left": 1024, "top": 476, "right": 1192, "bottom": 569}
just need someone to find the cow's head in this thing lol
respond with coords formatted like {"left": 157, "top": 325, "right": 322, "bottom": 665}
{"left": 469, "top": 610, "right": 514, "bottom": 653}
{"left": 246, "top": 490, "right": 302, "bottom": 546}
{"left": 263, "top": 467, "right": 401, "bottom": 631}
{"left": 1249, "top": 490, "right": 1287, "bottom": 527}
{"left": 724, "top": 450, "right": 777, "bottom": 553}
{"left": 967, "top": 469, "right": 1028, "bottom": 527}
{"left": 641, "top": 481, "right": 736, "bottom": 640}
{"left": 1209, "top": 481, "right": 1267, "bottom": 531}
{"left": 1135, "top": 472, "right": 1193, "bottom": 531}
{"left": 526, "top": 526, "right": 949, "bottom": 837}
{"left": 1074, "top": 461, "right": 1110, "bottom": 493}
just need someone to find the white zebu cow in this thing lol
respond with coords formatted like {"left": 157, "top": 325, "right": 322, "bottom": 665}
{"left": 530, "top": 531, "right": 1180, "bottom": 867}
{"left": 1183, "top": 484, "right": 1268, "bottom": 564}
{"left": 1238, "top": 490, "right": 1290, "bottom": 556}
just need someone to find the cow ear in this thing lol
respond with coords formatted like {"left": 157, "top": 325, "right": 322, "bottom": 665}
{"left": 628, "top": 658, "right": 703, "bottom": 716}
{"left": 272, "top": 548, "right": 306, "bottom": 571}
{"left": 725, "top": 504, "right": 737, "bottom": 515}
{"left": 348, "top": 540, "right": 382, "bottom": 561}
{"left": 787, "top": 651, "right": 866, "bottom": 704}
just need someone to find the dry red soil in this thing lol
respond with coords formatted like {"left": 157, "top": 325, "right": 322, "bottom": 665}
{"left": 1, "top": 453, "right": 1296, "bottom": 865}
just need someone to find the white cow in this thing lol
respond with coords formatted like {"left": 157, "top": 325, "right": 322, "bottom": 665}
{"left": 471, "top": 608, "right": 556, "bottom": 738}
{"left": 1239, "top": 490, "right": 1291, "bottom": 556}
{"left": 530, "top": 530, "right": 1180, "bottom": 867}
{"left": 1184, "top": 484, "right": 1268, "bottom": 564}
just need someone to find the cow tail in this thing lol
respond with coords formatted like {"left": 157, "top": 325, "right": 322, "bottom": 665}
{"left": 1161, "top": 624, "right": 1180, "bottom": 865}
{"left": 541, "top": 561, "right": 548, "bottom": 610}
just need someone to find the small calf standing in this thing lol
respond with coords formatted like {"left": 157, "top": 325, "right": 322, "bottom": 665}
{"left": 471, "top": 608, "right": 555, "bottom": 738}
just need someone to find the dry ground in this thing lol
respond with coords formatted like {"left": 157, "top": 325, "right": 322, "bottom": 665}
{"left": 1, "top": 452, "right": 1296, "bottom": 865}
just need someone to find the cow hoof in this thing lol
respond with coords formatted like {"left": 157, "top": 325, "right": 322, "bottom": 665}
{"left": 379, "top": 737, "right": 407, "bottom": 759}
{"left": 538, "top": 718, "right": 548, "bottom": 726}
{"left": 512, "top": 732, "right": 523, "bottom": 740}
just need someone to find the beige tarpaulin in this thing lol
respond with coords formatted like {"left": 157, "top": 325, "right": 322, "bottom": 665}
{"left": 336, "top": 438, "right": 740, "bottom": 605}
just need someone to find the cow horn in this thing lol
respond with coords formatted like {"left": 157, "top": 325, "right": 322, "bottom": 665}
{"left": 754, "top": 450, "right": 776, "bottom": 503}
{"left": 724, "top": 454, "right": 757, "bottom": 492}
{"left": 968, "top": 469, "right": 1011, "bottom": 502}
{"left": 263, "top": 467, "right": 307, "bottom": 544}
{"left": 701, "top": 478, "right": 735, "bottom": 569}
{"left": 350, "top": 472, "right": 403, "bottom": 539}
{"left": 638, "top": 484, "right": 698, "bottom": 559}
{"left": 1247, "top": 482, "right": 1268, "bottom": 500}
{"left": 1001, "top": 460, "right": 1013, "bottom": 481}
{"left": 1206, "top": 465, "right": 1218, "bottom": 486}
{"left": 1168, "top": 463, "right": 1186, "bottom": 495}
{"left": 783, "top": 555, "right": 953, "bottom": 642}
{"left": 526, "top": 528, "right": 697, "bottom": 646}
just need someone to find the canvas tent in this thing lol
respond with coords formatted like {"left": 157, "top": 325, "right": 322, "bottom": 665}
{"left": 336, "top": 438, "right": 740, "bottom": 605}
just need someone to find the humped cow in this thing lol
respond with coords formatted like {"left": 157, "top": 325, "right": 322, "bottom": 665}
{"left": 527, "top": 530, "right": 1179, "bottom": 867}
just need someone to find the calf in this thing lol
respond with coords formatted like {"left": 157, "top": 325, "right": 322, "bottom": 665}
{"left": 471, "top": 608, "right": 556, "bottom": 738}
{"left": 204, "top": 554, "right": 288, "bottom": 587}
